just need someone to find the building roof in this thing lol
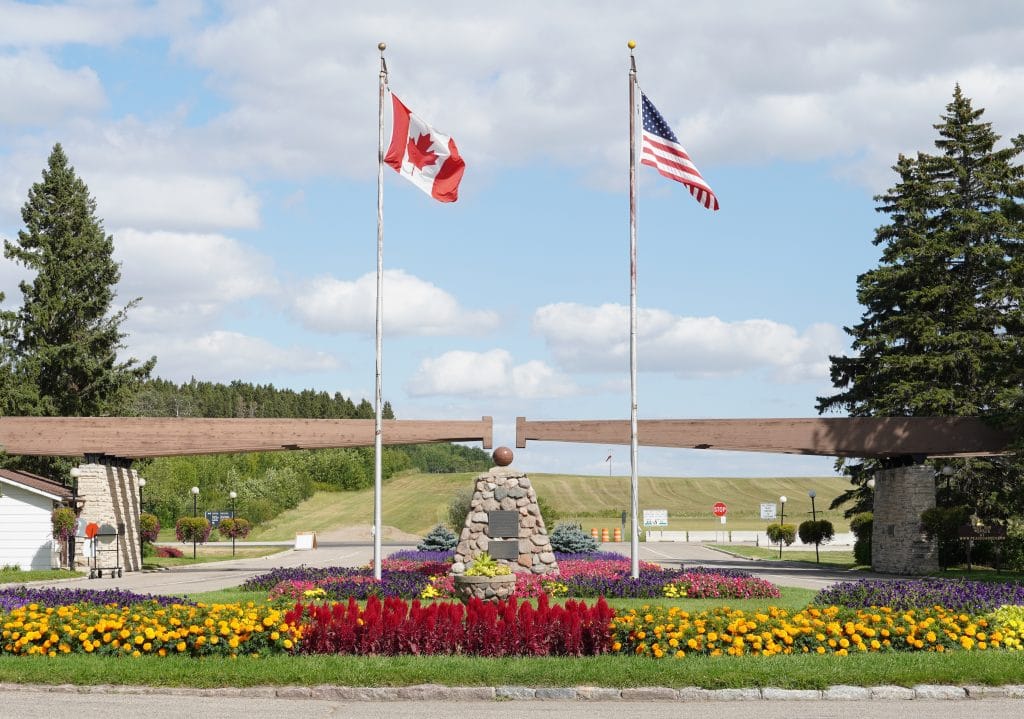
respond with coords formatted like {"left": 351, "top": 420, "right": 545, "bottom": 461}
{"left": 0, "top": 468, "right": 74, "bottom": 501}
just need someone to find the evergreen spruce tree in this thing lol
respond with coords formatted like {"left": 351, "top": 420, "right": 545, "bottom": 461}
{"left": 1, "top": 144, "right": 155, "bottom": 476}
{"left": 817, "top": 87, "right": 1024, "bottom": 518}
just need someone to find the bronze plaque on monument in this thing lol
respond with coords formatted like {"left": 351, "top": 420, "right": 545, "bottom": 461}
{"left": 487, "top": 540, "right": 519, "bottom": 560}
{"left": 488, "top": 511, "right": 519, "bottom": 538}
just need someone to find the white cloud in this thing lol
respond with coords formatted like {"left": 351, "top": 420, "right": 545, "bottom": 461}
{"left": 163, "top": 2, "right": 1024, "bottom": 190}
{"left": 0, "top": 52, "right": 105, "bottom": 126}
{"left": 112, "top": 228, "right": 278, "bottom": 335}
{"left": 291, "top": 269, "right": 500, "bottom": 336}
{"left": 92, "top": 174, "right": 261, "bottom": 232}
{"left": 532, "top": 303, "right": 845, "bottom": 383}
{"left": 128, "top": 329, "right": 339, "bottom": 384}
{"left": 407, "top": 349, "right": 579, "bottom": 399}
{"left": 0, "top": 0, "right": 200, "bottom": 47}
{"left": 113, "top": 228, "right": 277, "bottom": 311}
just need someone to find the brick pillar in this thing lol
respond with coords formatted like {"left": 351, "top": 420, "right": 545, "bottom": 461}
{"left": 73, "top": 462, "right": 142, "bottom": 573}
{"left": 871, "top": 464, "right": 938, "bottom": 574}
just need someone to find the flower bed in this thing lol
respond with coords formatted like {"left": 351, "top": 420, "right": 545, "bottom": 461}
{"left": 610, "top": 603, "right": 1024, "bottom": 658}
{"left": 0, "top": 587, "right": 187, "bottom": 613}
{"left": 662, "top": 572, "right": 780, "bottom": 600}
{"left": 814, "top": 578, "right": 1024, "bottom": 613}
{"left": 2, "top": 601, "right": 296, "bottom": 657}
{"left": 250, "top": 552, "right": 775, "bottom": 602}
{"left": 285, "top": 594, "right": 615, "bottom": 656}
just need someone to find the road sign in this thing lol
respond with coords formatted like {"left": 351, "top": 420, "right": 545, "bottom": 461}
{"left": 760, "top": 502, "right": 777, "bottom": 520}
{"left": 712, "top": 502, "right": 728, "bottom": 517}
{"left": 205, "top": 511, "right": 233, "bottom": 527}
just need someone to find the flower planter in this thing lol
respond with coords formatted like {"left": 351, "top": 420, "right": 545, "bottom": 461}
{"left": 452, "top": 573, "right": 517, "bottom": 603}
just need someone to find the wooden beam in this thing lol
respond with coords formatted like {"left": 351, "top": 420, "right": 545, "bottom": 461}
{"left": 515, "top": 416, "right": 1011, "bottom": 458}
{"left": 0, "top": 416, "right": 493, "bottom": 458}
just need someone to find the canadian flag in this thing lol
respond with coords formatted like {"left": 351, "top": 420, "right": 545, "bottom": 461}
{"left": 384, "top": 92, "right": 465, "bottom": 203}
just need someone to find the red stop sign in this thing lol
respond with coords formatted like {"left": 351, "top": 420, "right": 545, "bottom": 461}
{"left": 712, "top": 502, "right": 728, "bottom": 517}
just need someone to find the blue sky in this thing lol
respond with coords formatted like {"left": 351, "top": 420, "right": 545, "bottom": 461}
{"left": 2, "top": 1, "right": 1023, "bottom": 479}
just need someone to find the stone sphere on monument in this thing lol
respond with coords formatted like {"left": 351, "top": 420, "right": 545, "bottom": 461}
{"left": 492, "top": 446, "right": 513, "bottom": 466}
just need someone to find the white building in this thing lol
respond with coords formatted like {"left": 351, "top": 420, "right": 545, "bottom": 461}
{"left": 0, "top": 469, "right": 74, "bottom": 570}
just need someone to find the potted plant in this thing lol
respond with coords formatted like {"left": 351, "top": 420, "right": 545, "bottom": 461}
{"left": 452, "top": 551, "right": 516, "bottom": 603}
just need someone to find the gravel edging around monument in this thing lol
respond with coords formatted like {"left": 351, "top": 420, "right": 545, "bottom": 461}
{"left": 4, "top": 683, "right": 1024, "bottom": 702}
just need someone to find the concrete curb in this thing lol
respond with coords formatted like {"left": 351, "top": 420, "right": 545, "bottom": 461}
{"left": 4, "top": 683, "right": 1024, "bottom": 701}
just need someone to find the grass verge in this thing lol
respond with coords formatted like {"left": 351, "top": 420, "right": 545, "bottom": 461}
{"left": 0, "top": 568, "right": 81, "bottom": 584}
{"left": 143, "top": 546, "right": 288, "bottom": 569}
{"left": 712, "top": 545, "right": 859, "bottom": 568}
{"left": 1, "top": 651, "right": 1022, "bottom": 689}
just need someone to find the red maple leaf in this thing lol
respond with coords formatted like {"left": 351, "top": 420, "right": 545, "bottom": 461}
{"left": 406, "top": 133, "right": 438, "bottom": 170}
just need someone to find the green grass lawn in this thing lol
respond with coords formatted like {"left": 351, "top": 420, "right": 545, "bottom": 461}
{"left": 712, "top": 544, "right": 860, "bottom": 568}
{"left": 0, "top": 567, "right": 82, "bottom": 584}
{"left": 1, "top": 645, "right": 1022, "bottom": 689}
{"left": 242, "top": 472, "right": 851, "bottom": 540}
{"left": 143, "top": 544, "right": 287, "bottom": 569}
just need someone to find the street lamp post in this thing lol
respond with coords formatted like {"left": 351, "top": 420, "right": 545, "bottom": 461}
{"left": 778, "top": 495, "right": 787, "bottom": 559}
{"left": 229, "top": 490, "right": 237, "bottom": 557}
{"left": 808, "top": 489, "right": 819, "bottom": 563}
{"left": 191, "top": 486, "right": 199, "bottom": 560}
{"left": 138, "top": 477, "right": 147, "bottom": 563}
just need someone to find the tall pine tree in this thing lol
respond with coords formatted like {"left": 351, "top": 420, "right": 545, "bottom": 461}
{"left": 818, "top": 86, "right": 1024, "bottom": 518}
{"left": 1, "top": 144, "right": 155, "bottom": 476}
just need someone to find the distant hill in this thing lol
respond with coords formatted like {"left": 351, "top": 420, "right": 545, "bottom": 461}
{"left": 248, "top": 471, "right": 849, "bottom": 539}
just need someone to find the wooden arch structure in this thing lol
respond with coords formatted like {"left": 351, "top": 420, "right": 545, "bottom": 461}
{"left": 0, "top": 416, "right": 494, "bottom": 459}
{"left": 0, "top": 414, "right": 1011, "bottom": 460}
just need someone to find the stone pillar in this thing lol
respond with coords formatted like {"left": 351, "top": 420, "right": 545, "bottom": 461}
{"left": 73, "top": 462, "right": 143, "bottom": 573}
{"left": 453, "top": 461, "right": 558, "bottom": 575}
{"left": 871, "top": 464, "right": 938, "bottom": 574}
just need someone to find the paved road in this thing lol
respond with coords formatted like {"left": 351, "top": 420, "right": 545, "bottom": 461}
{"left": 3, "top": 690, "right": 1023, "bottom": 718}
{"left": 23, "top": 540, "right": 883, "bottom": 595}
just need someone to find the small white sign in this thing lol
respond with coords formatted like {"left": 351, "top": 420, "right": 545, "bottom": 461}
{"left": 294, "top": 531, "right": 318, "bottom": 550}
{"left": 643, "top": 509, "right": 669, "bottom": 526}
{"left": 760, "top": 503, "right": 777, "bottom": 520}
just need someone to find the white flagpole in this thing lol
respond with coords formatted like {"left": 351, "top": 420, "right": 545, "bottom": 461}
{"left": 373, "top": 42, "right": 387, "bottom": 580}
{"left": 627, "top": 41, "right": 640, "bottom": 579}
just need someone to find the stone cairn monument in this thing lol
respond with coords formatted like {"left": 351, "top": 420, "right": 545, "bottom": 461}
{"left": 453, "top": 447, "right": 558, "bottom": 576}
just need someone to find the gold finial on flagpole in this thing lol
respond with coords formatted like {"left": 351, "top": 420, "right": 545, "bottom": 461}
{"left": 627, "top": 39, "right": 636, "bottom": 50}
{"left": 378, "top": 42, "right": 386, "bottom": 52}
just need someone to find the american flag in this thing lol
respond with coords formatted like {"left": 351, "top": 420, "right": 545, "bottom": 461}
{"left": 640, "top": 92, "right": 719, "bottom": 211}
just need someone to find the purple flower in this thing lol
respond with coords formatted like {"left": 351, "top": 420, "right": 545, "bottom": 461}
{"left": 815, "top": 578, "right": 1024, "bottom": 612}
{"left": 0, "top": 586, "right": 187, "bottom": 612}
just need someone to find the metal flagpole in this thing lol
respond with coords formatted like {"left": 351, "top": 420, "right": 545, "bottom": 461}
{"left": 627, "top": 40, "right": 640, "bottom": 579}
{"left": 373, "top": 42, "right": 388, "bottom": 580}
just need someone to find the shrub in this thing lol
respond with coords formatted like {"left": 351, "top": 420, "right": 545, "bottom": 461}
{"left": 850, "top": 511, "right": 873, "bottom": 565}
{"left": 417, "top": 524, "right": 457, "bottom": 551}
{"left": 175, "top": 517, "right": 211, "bottom": 544}
{"left": 217, "top": 517, "right": 251, "bottom": 540}
{"left": 798, "top": 519, "right": 835, "bottom": 546}
{"left": 549, "top": 522, "right": 599, "bottom": 554}
{"left": 139, "top": 513, "right": 161, "bottom": 544}
{"left": 446, "top": 487, "right": 474, "bottom": 532}
{"left": 765, "top": 523, "right": 796, "bottom": 546}
{"left": 921, "top": 505, "right": 973, "bottom": 569}
{"left": 240, "top": 498, "right": 277, "bottom": 525}
{"left": 154, "top": 546, "right": 184, "bottom": 558}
